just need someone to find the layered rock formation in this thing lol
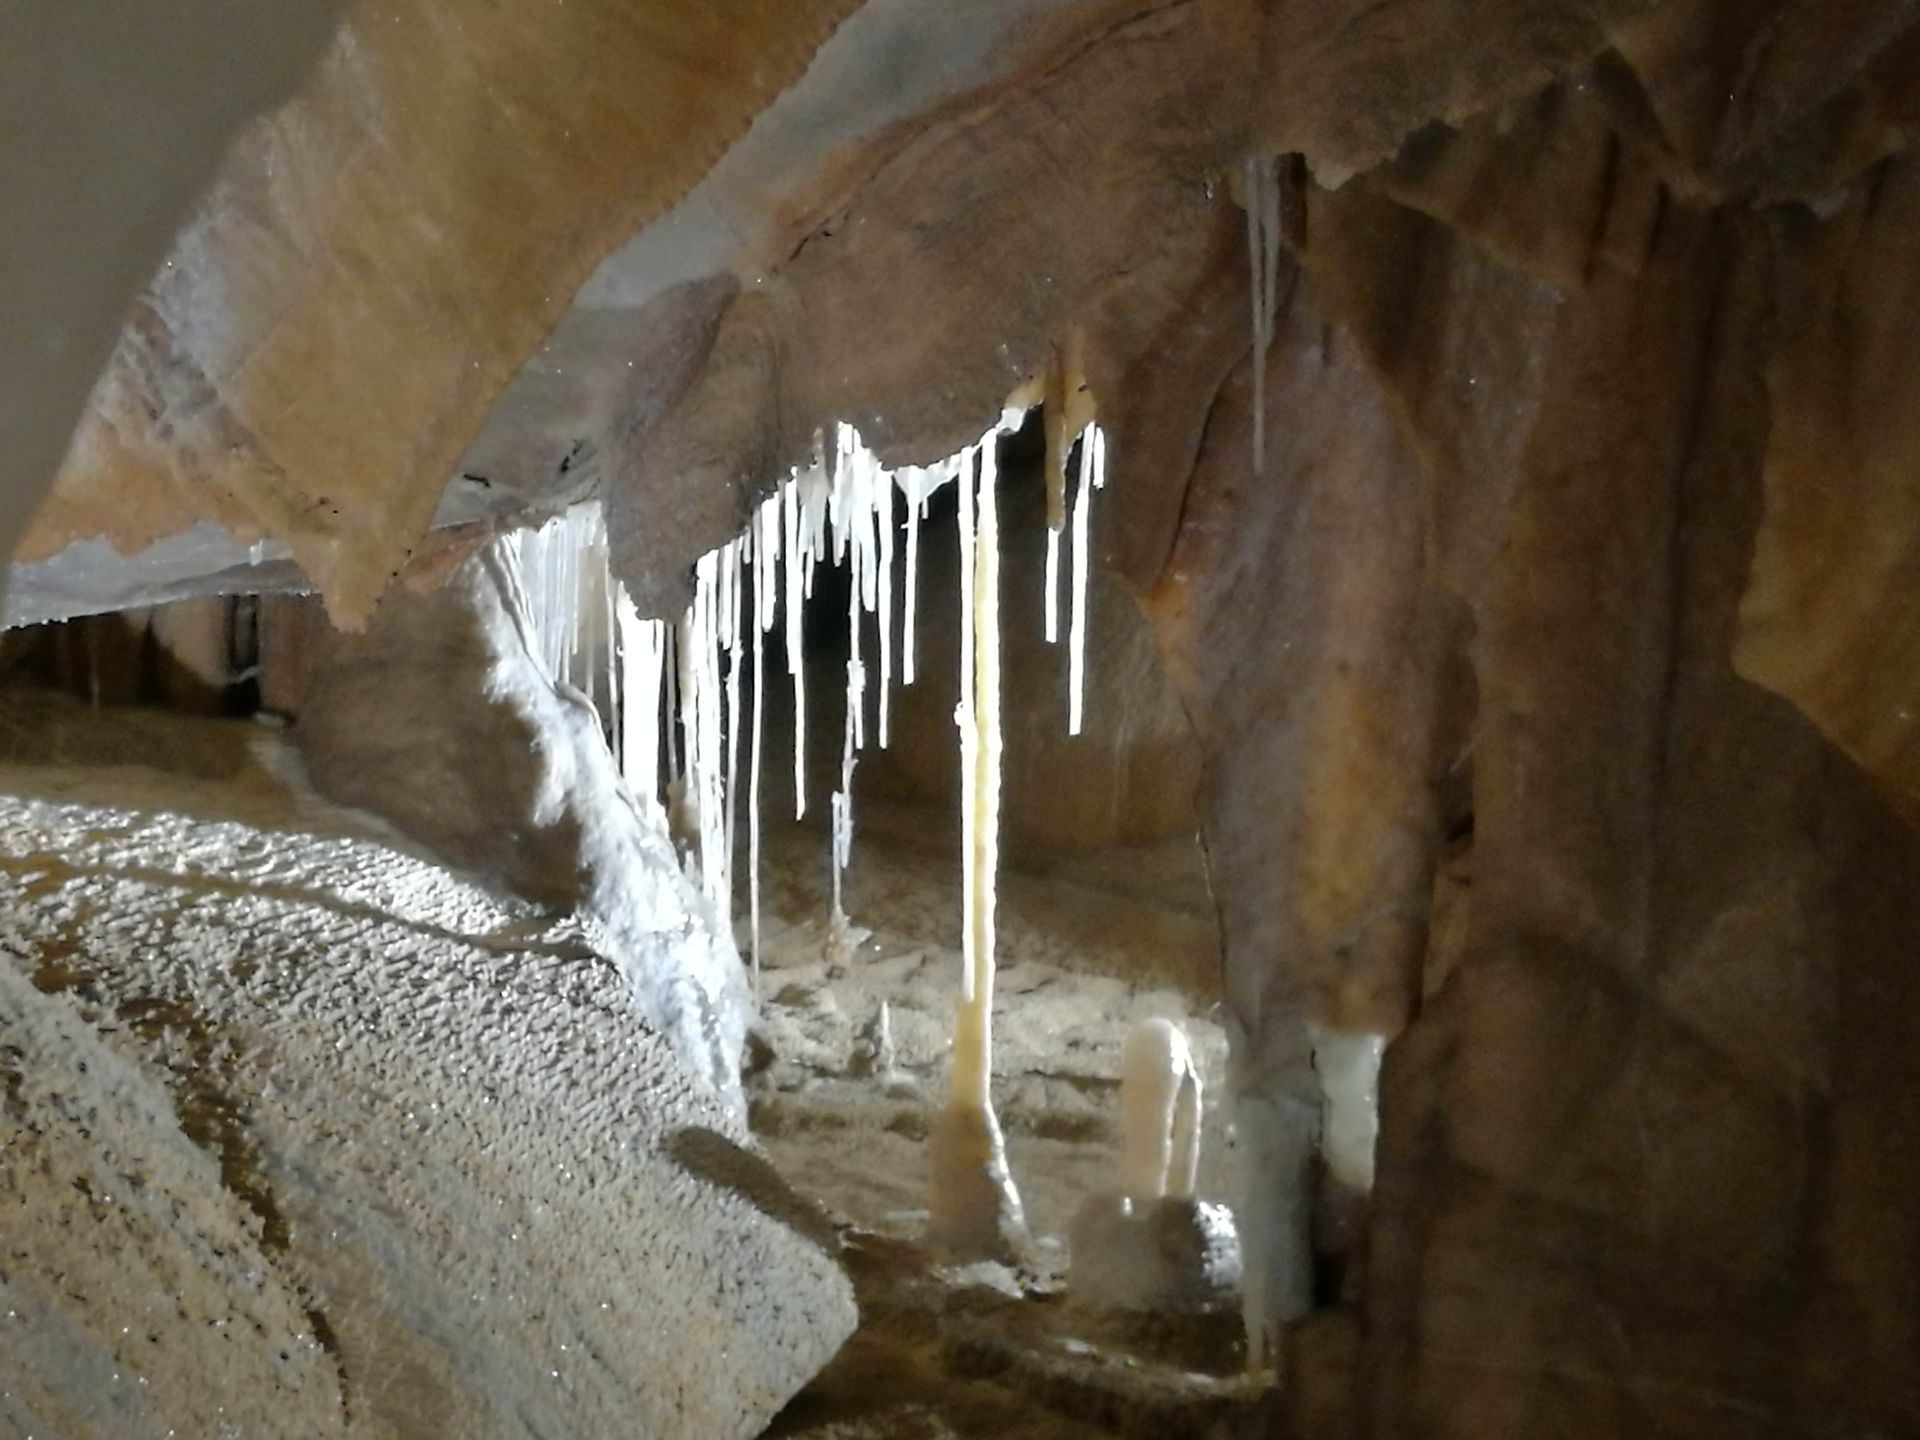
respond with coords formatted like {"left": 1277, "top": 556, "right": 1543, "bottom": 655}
{"left": 9, "top": 0, "right": 1920, "bottom": 1436}
{"left": 0, "top": 727, "right": 853, "bottom": 1438}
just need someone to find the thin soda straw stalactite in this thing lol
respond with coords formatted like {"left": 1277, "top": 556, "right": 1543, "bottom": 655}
{"left": 615, "top": 592, "right": 665, "bottom": 815}
{"left": 901, "top": 470, "right": 926, "bottom": 687}
{"left": 877, "top": 470, "right": 896, "bottom": 745}
{"left": 955, "top": 442, "right": 978, "bottom": 1012}
{"left": 1044, "top": 523, "right": 1061, "bottom": 644}
{"left": 748, "top": 496, "right": 778, "bottom": 991}
{"left": 602, "top": 527, "right": 622, "bottom": 773}
{"left": 784, "top": 478, "right": 807, "bottom": 820}
{"left": 879, "top": 468, "right": 890, "bottom": 748}
{"left": 723, "top": 537, "right": 745, "bottom": 921}
{"left": 664, "top": 617, "right": 681, "bottom": 792}
{"left": 700, "top": 555, "right": 728, "bottom": 911}
{"left": 830, "top": 480, "right": 866, "bottom": 948}
{"left": 1068, "top": 428, "right": 1093, "bottom": 736}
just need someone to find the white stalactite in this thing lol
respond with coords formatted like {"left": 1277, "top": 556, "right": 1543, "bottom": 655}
{"left": 831, "top": 512, "right": 866, "bottom": 947}
{"left": 1068, "top": 430, "right": 1093, "bottom": 736}
{"left": 877, "top": 469, "right": 895, "bottom": 747}
{"left": 664, "top": 619, "right": 681, "bottom": 788}
{"left": 956, "top": 444, "right": 978, "bottom": 1009}
{"left": 723, "top": 538, "right": 744, "bottom": 925}
{"left": 1044, "top": 524, "right": 1061, "bottom": 645}
{"left": 784, "top": 479, "right": 807, "bottom": 820}
{"left": 749, "top": 496, "right": 778, "bottom": 990}
{"left": 602, "top": 539, "right": 622, "bottom": 774}
{"left": 615, "top": 592, "right": 664, "bottom": 815}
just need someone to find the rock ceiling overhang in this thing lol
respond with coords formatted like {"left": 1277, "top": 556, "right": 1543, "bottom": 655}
{"left": 6, "top": 0, "right": 1085, "bottom": 626}
{"left": 11, "top": 0, "right": 1920, "bottom": 807}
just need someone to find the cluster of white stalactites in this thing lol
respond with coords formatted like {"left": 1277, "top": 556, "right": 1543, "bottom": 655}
{"left": 513, "top": 403, "right": 1108, "bottom": 1261}
{"left": 512, "top": 411, "right": 1109, "bottom": 1008}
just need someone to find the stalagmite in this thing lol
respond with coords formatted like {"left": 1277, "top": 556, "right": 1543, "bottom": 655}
{"left": 927, "top": 414, "right": 1028, "bottom": 1261}
{"left": 1069, "top": 1016, "right": 1239, "bottom": 1313}
{"left": 1118, "top": 1018, "right": 1203, "bottom": 1202}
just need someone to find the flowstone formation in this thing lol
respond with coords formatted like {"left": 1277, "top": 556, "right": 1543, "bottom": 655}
{"left": 292, "top": 538, "right": 750, "bottom": 1108}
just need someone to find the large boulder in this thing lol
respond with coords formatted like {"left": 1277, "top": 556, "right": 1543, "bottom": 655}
{"left": 0, "top": 766, "right": 854, "bottom": 1438}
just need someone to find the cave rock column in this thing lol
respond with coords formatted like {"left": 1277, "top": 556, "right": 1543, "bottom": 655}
{"left": 1136, "top": 272, "right": 1463, "bottom": 1371}
{"left": 1358, "top": 206, "right": 1920, "bottom": 1439}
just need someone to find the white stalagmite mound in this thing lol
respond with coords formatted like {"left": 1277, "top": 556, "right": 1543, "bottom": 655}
{"left": 1069, "top": 1019, "right": 1240, "bottom": 1314}
{"left": 0, "top": 782, "right": 855, "bottom": 1439}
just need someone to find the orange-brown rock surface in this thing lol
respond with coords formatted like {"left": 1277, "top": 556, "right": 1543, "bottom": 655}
{"left": 17, "top": 0, "right": 857, "bottom": 624}
{"left": 10, "top": 0, "right": 1920, "bottom": 1435}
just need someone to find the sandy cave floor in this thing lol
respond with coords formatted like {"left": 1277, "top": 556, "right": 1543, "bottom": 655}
{"left": 0, "top": 690, "right": 1263, "bottom": 1437}
{"left": 747, "top": 813, "right": 1258, "bottom": 1438}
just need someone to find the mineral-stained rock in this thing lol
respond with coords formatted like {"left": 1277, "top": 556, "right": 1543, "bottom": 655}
{"left": 1133, "top": 260, "right": 1472, "bottom": 1352}
{"left": 20, "top": 0, "right": 860, "bottom": 626}
{"left": 292, "top": 541, "right": 750, "bottom": 1108}
{"left": 607, "top": 0, "right": 1260, "bottom": 618}
{"left": 0, "top": 785, "right": 855, "bottom": 1439}
{"left": 1292, "top": 178, "right": 1920, "bottom": 1437}
{"left": 1735, "top": 156, "right": 1920, "bottom": 818}
{"left": 0, "top": 0, "right": 339, "bottom": 577}
{"left": 16, "top": 0, "right": 1920, "bottom": 1434}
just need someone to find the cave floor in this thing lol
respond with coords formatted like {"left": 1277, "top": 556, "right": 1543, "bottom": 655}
{"left": 745, "top": 817, "right": 1258, "bottom": 1437}
{"left": 0, "top": 689, "right": 1259, "bottom": 1437}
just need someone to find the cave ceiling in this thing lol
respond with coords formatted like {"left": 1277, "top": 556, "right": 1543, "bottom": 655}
{"left": 9, "top": 0, "right": 1920, "bottom": 800}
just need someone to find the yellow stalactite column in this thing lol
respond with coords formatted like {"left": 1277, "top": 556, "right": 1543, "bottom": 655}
{"left": 927, "top": 420, "right": 1027, "bottom": 1261}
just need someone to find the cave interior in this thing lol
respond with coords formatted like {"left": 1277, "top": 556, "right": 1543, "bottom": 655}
{"left": 4, "top": 2, "right": 1920, "bottom": 1437}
